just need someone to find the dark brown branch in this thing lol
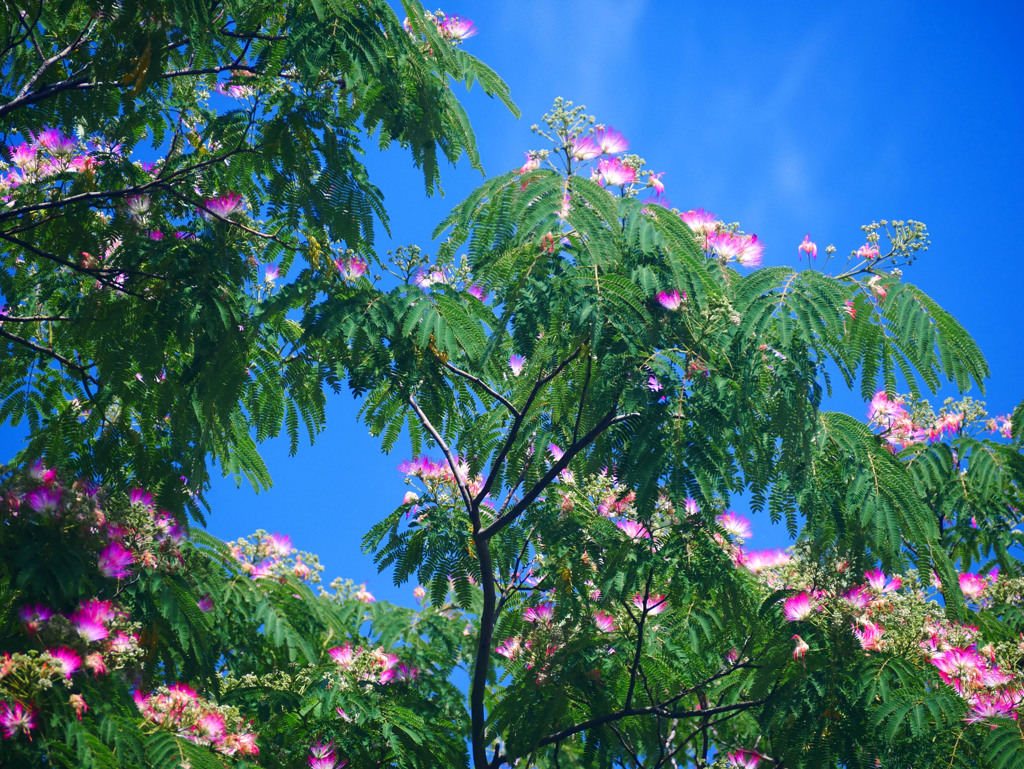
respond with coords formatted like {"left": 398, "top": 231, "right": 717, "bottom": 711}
{"left": 624, "top": 571, "right": 654, "bottom": 710}
{"left": 12, "top": 19, "right": 96, "bottom": 105}
{"left": 406, "top": 394, "right": 475, "bottom": 516}
{"left": 441, "top": 359, "right": 520, "bottom": 416}
{"left": 0, "top": 327, "right": 98, "bottom": 384}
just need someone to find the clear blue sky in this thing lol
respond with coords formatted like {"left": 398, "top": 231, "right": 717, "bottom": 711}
{"left": 4, "top": 1, "right": 1022, "bottom": 606}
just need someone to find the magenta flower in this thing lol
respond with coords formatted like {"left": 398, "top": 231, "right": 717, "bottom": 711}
{"left": 739, "top": 548, "right": 791, "bottom": 573}
{"left": 197, "top": 712, "right": 226, "bottom": 742}
{"left": 264, "top": 532, "right": 293, "bottom": 558}
{"left": 355, "top": 584, "right": 375, "bottom": 603}
{"left": 265, "top": 264, "right": 280, "bottom": 282}
{"left": 18, "top": 604, "right": 54, "bottom": 635}
{"left": 593, "top": 611, "right": 617, "bottom": 633}
{"left": 8, "top": 142, "right": 37, "bottom": 169}
{"left": 524, "top": 604, "right": 554, "bottom": 624}
{"left": 0, "top": 700, "right": 38, "bottom": 740}
{"left": 657, "top": 289, "right": 683, "bottom": 310}
{"left": 70, "top": 608, "right": 109, "bottom": 642}
{"left": 616, "top": 520, "right": 651, "bottom": 540}
{"left": 49, "top": 646, "right": 82, "bottom": 678}
{"left": 547, "top": 443, "right": 565, "bottom": 462}
{"left": 129, "top": 487, "right": 153, "bottom": 507}
{"left": 736, "top": 233, "right": 764, "bottom": 267}
{"left": 792, "top": 634, "right": 809, "bottom": 661}
{"left": 647, "top": 171, "right": 665, "bottom": 195}
{"left": 783, "top": 592, "right": 813, "bottom": 621}
{"left": 309, "top": 740, "right": 346, "bottom": 769}
{"left": 593, "top": 127, "right": 629, "bottom": 155}
{"left": 798, "top": 234, "right": 817, "bottom": 260}
{"left": 853, "top": 620, "right": 885, "bottom": 651}
{"left": 335, "top": 257, "right": 368, "bottom": 281}
{"left": 203, "top": 192, "right": 245, "bottom": 219}
{"left": 958, "top": 572, "right": 987, "bottom": 599}
{"left": 566, "top": 135, "right": 601, "bottom": 161}
{"left": 680, "top": 208, "right": 719, "bottom": 238}
{"left": 864, "top": 568, "right": 901, "bottom": 593}
{"left": 597, "top": 157, "right": 636, "bottom": 186}
{"left": 496, "top": 637, "right": 521, "bottom": 659}
{"left": 26, "top": 486, "right": 61, "bottom": 514}
{"left": 856, "top": 243, "right": 880, "bottom": 260}
{"left": 98, "top": 541, "right": 134, "bottom": 578}
{"left": 843, "top": 586, "right": 872, "bottom": 610}
{"left": 683, "top": 497, "right": 699, "bottom": 516}
{"left": 725, "top": 749, "right": 762, "bottom": 768}
{"left": 633, "top": 593, "right": 668, "bottom": 615}
{"left": 707, "top": 231, "right": 743, "bottom": 260}
{"left": 509, "top": 354, "right": 526, "bottom": 376}
{"left": 148, "top": 230, "right": 164, "bottom": 240}
{"left": 125, "top": 194, "right": 151, "bottom": 220}
{"left": 716, "top": 512, "right": 752, "bottom": 540}
{"left": 34, "top": 128, "right": 76, "bottom": 156}
{"left": 441, "top": 15, "right": 477, "bottom": 41}
{"left": 519, "top": 153, "right": 540, "bottom": 174}
{"left": 198, "top": 594, "right": 214, "bottom": 612}
{"left": 329, "top": 643, "right": 356, "bottom": 669}
{"left": 646, "top": 375, "right": 663, "bottom": 392}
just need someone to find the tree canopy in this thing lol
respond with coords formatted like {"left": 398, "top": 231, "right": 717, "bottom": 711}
{"left": 3, "top": 3, "right": 1024, "bottom": 768}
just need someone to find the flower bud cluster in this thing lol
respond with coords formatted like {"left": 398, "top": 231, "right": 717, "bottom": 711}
{"left": 133, "top": 683, "right": 259, "bottom": 757}
{"left": 227, "top": 529, "right": 323, "bottom": 584}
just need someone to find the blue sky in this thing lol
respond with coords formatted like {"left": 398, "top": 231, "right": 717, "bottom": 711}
{"left": 3, "top": 1, "right": 1022, "bottom": 606}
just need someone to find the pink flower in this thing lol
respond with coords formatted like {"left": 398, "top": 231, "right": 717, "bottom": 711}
{"left": 679, "top": 208, "right": 719, "bottom": 239}
{"left": 335, "top": 257, "right": 368, "bottom": 281}
{"left": 547, "top": 443, "right": 565, "bottom": 461}
{"left": 509, "top": 354, "right": 526, "bottom": 376}
{"left": 958, "top": 572, "right": 987, "bottom": 600}
{"left": 413, "top": 585, "right": 427, "bottom": 603}
{"left": 198, "top": 594, "right": 214, "bottom": 612}
{"left": 518, "top": 153, "right": 540, "bottom": 174}
{"left": 309, "top": 739, "right": 347, "bottom": 769}
{"left": 467, "top": 284, "right": 488, "bottom": 301}
{"left": 798, "top": 234, "right": 817, "bottom": 260}
{"left": 264, "top": 264, "right": 280, "bottom": 282}
{"left": 647, "top": 172, "right": 665, "bottom": 195}
{"left": 853, "top": 620, "right": 885, "bottom": 651}
{"left": 129, "top": 488, "right": 153, "bottom": 507}
{"left": 355, "top": 584, "right": 375, "bottom": 603}
{"left": 656, "top": 290, "right": 684, "bottom": 310}
{"left": 864, "top": 569, "right": 902, "bottom": 593}
{"left": 616, "top": 520, "right": 651, "bottom": 540}
{"left": 736, "top": 233, "right": 764, "bottom": 268}
{"left": 792, "top": 634, "right": 809, "bottom": 660}
{"left": 566, "top": 135, "right": 601, "bottom": 161}
{"left": 496, "top": 637, "right": 521, "bottom": 659}
{"left": 441, "top": 15, "right": 477, "bottom": 41}
{"left": 633, "top": 593, "right": 668, "bottom": 615}
{"left": 739, "top": 549, "right": 791, "bottom": 572}
{"left": 856, "top": 243, "right": 880, "bottom": 261}
{"left": 593, "top": 611, "right": 617, "bottom": 633}
{"left": 84, "top": 652, "right": 107, "bottom": 675}
{"left": 26, "top": 487, "right": 61, "bottom": 514}
{"left": 683, "top": 497, "right": 699, "bottom": 516}
{"left": 844, "top": 587, "right": 872, "bottom": 610}
{"left": 18, "top": 604, "right": 54, "bottom": 635}
{"left": 202, "top": 192, "right": 245, "bottom": 219}
{"left": 707, "top": 231, "right": 743, "bottom": 260}
{"left": 716, "top": 512, "right": 752, "bottom": 541}
{"left": 597, "top": 157, "right": 636, "bottom": 186}
{"left": 593, "top": 127, "right": 629, "bottom": 155}
{"left": 0, "top": 700, "right": 38, "bottom": 740}
{"left": 329, "top": 643, "right": 356, "bottom": 669}
{"left": 726, "top": 749, "right": 762, "bottom": 768}
{"left": 35, "top": 128, "right": 76, "bottom": 156}
{"left": 197, "top": 711, "right": 226, "bottom": 742}
{"left": 264, "top": 533, "right": 294, "bottom": 558}
{"left": 98, "top": 541, "right": 134, "bottom": 578}
{"left": 524, "top": 604, "right": 554, "bottom": 624}
{"left": 783, "top": 592, "right": 814, "bottom": 621}
{"left": 49, "top": 646, "right": 82, "bottom": 678}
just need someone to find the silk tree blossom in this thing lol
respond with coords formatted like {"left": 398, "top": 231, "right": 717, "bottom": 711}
{"left": 739, "top": 549, "right": 791, "bottom": 573}
{"left": 726, "top": 749, "right": 762, "bottom": 768}
{"left": 853, "top": 620, "right": 885, "bottom": 651}
{"left": 125, "top": 194, "right": 151, "bottom": 222}
{"left": 683, "top": 497, "right": 700, "bottom": 517}
{"left": 707, "top": 231, "right": 743, "bottom": 261}
{"left": 616, "top": 520, "right": 651, "bottom": 540}
{"left": 647, "top": 172, "right": 665, "bottom": 195}
{"left": 263, "top": 532, "right": 293, "bottom": 558}
{"left": 798, "top": 234, "right": 817, "bottom": 260}
{"left": 27, "top": 486, "right": 61, "bottom": 513}
{"left": 958, "top": 572, "right": 988, "bottom": 600}
{"left": 496, "top": 637, "right": 522, "bottom": 660}
{"left": 783, "top": 592, "right": 814, "bottom": 621}
{"left": 597, "top": 157, "right": 636, "bottom": 186}
{"left": 329, "top": 643, "right": 356, "bottom": 669}
{"left": 966, "top": 691, "right": 1019, "bottom": 724}
{"left": 633, "top": 593, "right": 668, "bottom": 615}
{"left": 657, "top": 289, "right": 684, "bottom": 310}
{"left": 679, "top": 208, "right": 719, "bottom": 239}
{"left": 736, "top": 233, "right": 764, "bottom": 267}
{"left": 355, "top": 584, "right": 375, "bottom": 603}
{"left": 0, "top": 700, "right": 38, "bottom": 740}
{"left": 524, "top": 604, "right": 554, "bottom": 624}
{"left": 792, "top": 634, "right": 809, "bottom": 660}
{"left": 440, "top": 15, "right": 477, "bottom": 42}
{"left": 98, "top": 541, "right": 134, "bottom": 578}
{"left": 335, "top": 257, "right": 367, "bottom": 281}
{"left": 865, "top": 568, "right": 902, "bottom": 593}
{"left": 264, "top": 264, "right": 279, "bottom": 282}
{"left": 566, "top": 135, "right": 601, "bottom": 161}
{"left": 48, "top": 646, "right": 82, "bottom": 678}
{"left": 467, "top": 284, "right": 488, "bottom": 301}
{"left": 716, "top": 512, "right": 752, "bottom": 541}
{"left": 844, "top": 586, "right": 872, "bottom": 610}
{"left": 18, "top": 604, "right": 54, "bottom": 635}
{"left": 593, "top": 611, "right": 617, "bottom": 633}
{"left": 309, "top": 740, "right": 348, "bottom": 769}
{"left": 129, "top": 487, "right": 154, "bottom": 507}
{"left": 202, "top": 192, "right": 245, "bottom": 219}
{"left": 509, "top": 354, "right": 526, "bottom": 376}
{"left": 518, "top": 153, "right": 540, "bottom": 174}
{"left": 593, "top": 127, "right": 629, "bottom": 154}
{"left": 856, "top": 243, "right": 881, "bottom": 260}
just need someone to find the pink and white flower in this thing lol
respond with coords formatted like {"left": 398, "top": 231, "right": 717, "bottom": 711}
{"left": 657, "top": 290, "right": 684, "bottom": 310}
{"left": 783, "top": 592, "right": 814, "bottom": 621}
{"left": 798, "top": 234, "right": 817, "bottom": 260}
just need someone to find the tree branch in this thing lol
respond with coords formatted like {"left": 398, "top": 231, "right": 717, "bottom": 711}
{"left": 0, "top": 327, "right": 98, "bottom": 385}
{"left": 441, "top": 359, "right": 519, "bottom": 416}
{"left": 405, "top": 394, "right": 475, "bottom": 516}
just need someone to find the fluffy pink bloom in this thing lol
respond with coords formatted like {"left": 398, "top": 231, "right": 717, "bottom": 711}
{"left": 18, "top": 604, "right": 54, "bottom": 635}
{"left": 657, "top": 289, "right": 684, "bottom": 310}
{"left": 335, "top": 257, "right": 367, "bottom": 281}
{"left": 783, "top": 592, "right": 814, "bottom": 621}
{"left": 309, "top": 739, "right": 347, "bottom": 769}
{"left": 726, "top": 749, "right": 762, "bottom": 768}
{"left": 736, "top": 233, "right": 764, "bottom": 268}
{"left": 413, "top": 585, "right": 427, "bottom": 602}
{"left": 798, "top": 234, "right": 817, "bottom": 260}
{"left": 198, "top": 594, "right": 214, "bottom": 612}
{"left": 129, "top": 488, "right": 153, "bottom": 507}
{"left": 864, "top": 568, "right": 902, "bottom": 593}
{"left": 98, "top": 541, "right": 134, "bottom": 578}
{"left": 683, "top": 497, "right": 700, "bottom": 516}
{"left": 84, "top": 652, "right": 107, "bottom": 675}
{"left": 26, "top": 487, "right": 61, "bottom": 514}
{"left": 740, "top": 549, "right": 791, "bottom": 572}
{"left": 633, "top": 593, "right": 668, "bottom": 615}
{"left": 966, "top": 691, "right": 1017, "bottom": 723}
{"left": 441, "top": 15, "right": 477, "bottom": 41}
{"left": 597, "top": 157, "right": 636, "bottom": 186}
{"left": 958, "top": 573, "right": 987, "bottom": 599}
{"left": 716, "top": 512, "right": 752, "bottom": 540}
{"left": 496, "top": 637, "right": 521, "bottom": 659}
{"left": 203, "top": 192, "right": 245, "bottom": 219}
{"left": 856, "top": 243, "right": 880, "bottom": 261}
{"left": 647, "top": 172, "right": 665, "bottom": 195}
{"left": 355, "top": 584, "right": 375, "bottom": 603}
{"left": 8, "top": 142, "right": 37, "bottom": 169}
{"left": 329, "top": 643, "right": 356, "bottom": 669}
{"left": 616, "top": 520, "right": 651, "bottom": 540}
{"left": 547, "top": 443, "right": 565, "bottom": 461}
{"left": 0, "top": 700, "right": 38, "bottom": 739}
{"left": 518, "top": 153, "right": 540, "bottom": 174}
{"left": 197, "top": 711, "right": 226, "bottom": 742}
{"left": 509, "top": 354, "right": 526, "bottom": 376}
{"left": 853, "top": 620, "right": 885, "bottom": 651}
{"left": 524, "top": 604, "right": 554, "bottom": 624}
{"left": 792, "top": 634, "right": 809, "bottom": 660}
{"left": 566, "top": 135, "right": 601, "bottom": 161}
{"left": 844, "top": 586, "right": 872, "bottom": 610}
{"left": 467, "top": 284, "right": 488, "bottom": 301}
{"left": 264, "top": 264, "right": 280, "bottom": 282}
{"left": 593, "top": 611, "right": 617, "bottom": 633}
{"left": 679, "top": 208, "right": 718, "bottom": 238}
{"left": 707, "top": 231, "right": 743, "bottom": 260}
{"left": 264, "top": 533, "right": 293, "bottom": 558}
{"left": 593, "top": 127, "right": 629, "bottom": 154}
{"left": 35, "top": 128, "right": 76, "bottom": 156}
{"left": 49, "top": 646, "right": 82, "bottom": 678}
